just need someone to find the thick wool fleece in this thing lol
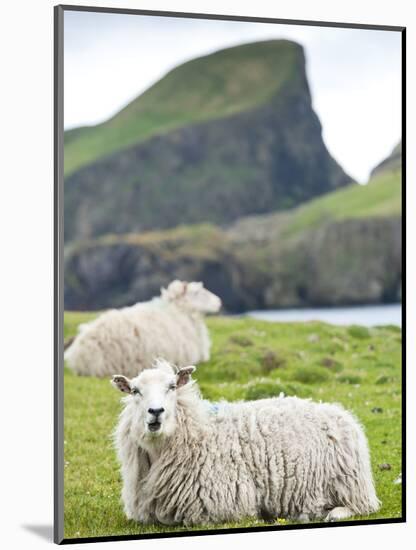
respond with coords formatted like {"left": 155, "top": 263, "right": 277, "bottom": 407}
{"left": 114, "top": 384, "right": 380, "bottom": 526}
{"left": 65, "top": 299, "right": 210, "bottom": 378}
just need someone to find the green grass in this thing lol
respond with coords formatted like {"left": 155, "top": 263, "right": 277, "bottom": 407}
{"left": 282, "top": 168, "right": 402, "bottom": 239}
{"left": 63, "top": 313, "right": 402, "bottom": 539}
{"left": 97, "top": 223, "right": 228, "bottom": 261}
{"left": 64, "top": 40, "right": 302, "bottom": 176}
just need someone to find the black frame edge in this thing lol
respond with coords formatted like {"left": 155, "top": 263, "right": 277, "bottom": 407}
{"left": 54, "top": 4, "right": 65, "bottom": 545}
{"left": 60, "top": 517, "right": 406, "bottom": 545}
{"left": 57, "top": 4, "right": 405, "bottom": 32}
{"left": 400, "top": 26, "right": 406, "bottom": 523}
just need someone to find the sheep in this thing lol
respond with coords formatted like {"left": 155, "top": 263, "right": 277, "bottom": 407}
{"left": 65, "top": 280, "right": 221, "bottom": 378}
{"left": 111, "top": 359, "right": 380, "bottom": 527}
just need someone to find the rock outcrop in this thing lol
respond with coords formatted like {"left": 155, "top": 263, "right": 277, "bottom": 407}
{"left": 64, "top": 40, "right": 350, "bottom": 242}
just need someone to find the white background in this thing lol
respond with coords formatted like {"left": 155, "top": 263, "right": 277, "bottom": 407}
{"left": 0, "top": 1, "right": 412, "bottom": 549}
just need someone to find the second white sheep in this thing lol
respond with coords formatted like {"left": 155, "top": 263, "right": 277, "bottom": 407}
{"left": 65, "top": 280, "right": 221, "bottom": 378}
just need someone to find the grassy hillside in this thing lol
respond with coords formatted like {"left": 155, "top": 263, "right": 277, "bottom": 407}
{"left": 284, "top": 167, "right": 402, "bottom": 238}
{"left": 98, "top": 223, "right": 226, "bottom": 259}
{"left": 371, "top": 142, "right": 402, "bottom": 178}
{"left": 63, "top": 312, "right": 402, "bottom": 539}
{"left": 64, "top": 39, "right": 350, "bottom": 242}
{"left": 231, "top": 167, "right": 401, "bottom": 241}
{"left": 64, "top": 40, "right": 303, "bottom": 176}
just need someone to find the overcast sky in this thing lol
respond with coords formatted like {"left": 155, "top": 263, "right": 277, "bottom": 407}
{"left": 64, "top": 11, "right": 402, "bottom": 182}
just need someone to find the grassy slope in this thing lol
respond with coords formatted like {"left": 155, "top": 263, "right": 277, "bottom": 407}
{"left": 98, "top": 223, "right": 226, "bottom": 259}
{"left": 63, "top": 312, "right": 402, "bottom": 539}
{"left": 284, "top": 168, "right": 401, "bottom": 237}
{"left": 64, "top": 40, "right": 301, "bottom": 176}
{"left": 228, "top": 166, "right": 401, "bottom": 256}
{"left": 371, "top": 142, "right": 402, "bottom": 178}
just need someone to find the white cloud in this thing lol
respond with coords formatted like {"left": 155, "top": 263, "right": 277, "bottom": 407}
{"left": 64, "top": 11, "right": 402, "bottom": 182}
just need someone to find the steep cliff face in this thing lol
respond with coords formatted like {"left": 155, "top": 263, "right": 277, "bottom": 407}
{"left": 229, "top": 168, "right": 402, "bottom": 309}
{"left": 64, "top": 169, "right": 401, "bottom": 312}
{"left": 64, "top": 40, "right": 350, "bottom": 242}
{"left": 262, "top": 217, "right": 401, "bottom": 308}
{"left": 64, "top": 225, "right": 251, "bottom": 311}
{"left": 64, "top": 217, "right": 401, "bottom": 312}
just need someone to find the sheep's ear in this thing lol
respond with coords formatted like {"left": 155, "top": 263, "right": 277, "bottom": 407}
{"left": 111, "top": 375, "right": 132, "bottom": 394}
{"left": 162, "top": 280, "right": 184, "bottom": 301}
{"left": 168, "top": 280, "right": 183, "bottom": 292}
{"left": 176, "top": 366, "right": 196, "bottom": 388}
{"left": 168, "top": 280, "right": 188, "bottom": 298}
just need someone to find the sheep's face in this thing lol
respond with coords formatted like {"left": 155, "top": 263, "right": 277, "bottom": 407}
{"left": 111, "top": 361, "right": 195, "bottom": 440}
{"left": 162, "top": 280, "right": 222, "bottom": 313}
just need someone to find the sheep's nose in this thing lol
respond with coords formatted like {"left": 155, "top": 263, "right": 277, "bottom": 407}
{"left": 148, "top": 407, "right": 164, "bottom": 417}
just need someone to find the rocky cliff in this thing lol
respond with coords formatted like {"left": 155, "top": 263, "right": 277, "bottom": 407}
{"left": 64, "top": 40, "right": 350, "bottom": 242}
{"left": 64, "top": 168, "right": 401, "bottom": 312}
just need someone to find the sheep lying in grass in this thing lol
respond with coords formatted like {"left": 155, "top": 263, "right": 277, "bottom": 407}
{"left": 112, "top": 359, "right": 380, "bottom": 526}
{"left": 65, "top": 281, "right": 221, "bottom": 378}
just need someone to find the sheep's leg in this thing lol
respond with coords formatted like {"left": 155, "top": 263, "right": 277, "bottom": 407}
{"left": 118, "top": 442, "right": 150, "bottom": 520}
{"left": 121, "top": 466, "right": 141, "bottom": 520}
{"left": 296, "top": 512, "right": 312, "bottom": 522}
{"left": 325, "top": 507, "right": 354, "bottom": 522}
{"left": 259, "top": 507, "right": 276, "bottom": 523}
{"left": 135, "top": 505, "right": 155, "bottom": 525}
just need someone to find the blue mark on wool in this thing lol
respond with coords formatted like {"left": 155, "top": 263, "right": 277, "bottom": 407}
{"left": 203, "top": 400, "right": 220, "bottom": 415}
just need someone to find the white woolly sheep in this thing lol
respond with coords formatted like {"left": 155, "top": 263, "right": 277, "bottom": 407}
{"left": 65, "top": 281, "right": 221, "bottom": 378}
{"left": 111, "top": 359, "right": 380, "bottom": 526}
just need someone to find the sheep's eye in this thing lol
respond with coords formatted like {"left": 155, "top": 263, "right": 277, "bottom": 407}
{"left": 168, "top": 384, "right": 177, "bottom": 392}
{"left": 131, "top": 387, "right": 141, "bottom": 396}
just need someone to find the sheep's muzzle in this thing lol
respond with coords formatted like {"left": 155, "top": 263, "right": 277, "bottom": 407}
{"left": 148, "top": 420, "right": 162, "bottom": 432}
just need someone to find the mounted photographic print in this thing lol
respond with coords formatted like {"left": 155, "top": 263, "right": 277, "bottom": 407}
{"left": 54, "top": 4, "right": 405, "bottom": 544}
